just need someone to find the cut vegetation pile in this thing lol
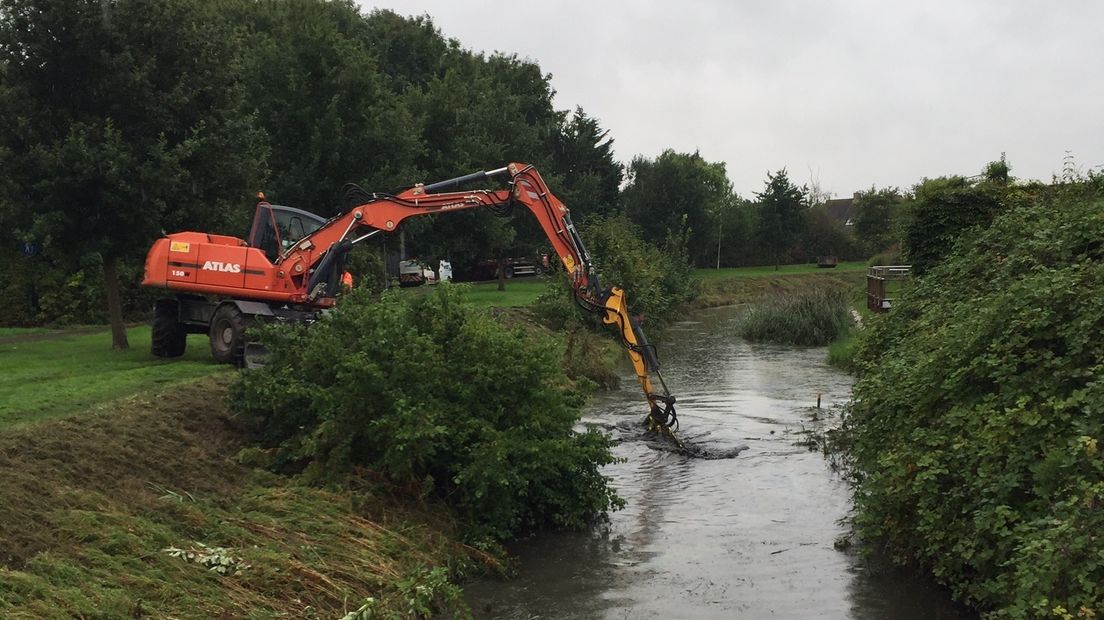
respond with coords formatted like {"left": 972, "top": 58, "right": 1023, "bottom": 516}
{"left": 0, "top": 376, "right": 471, "bottom": 619}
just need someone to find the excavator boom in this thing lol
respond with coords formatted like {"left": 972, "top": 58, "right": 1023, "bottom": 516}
{"left": 143, "top": 163, "right": 683, "bottom": 443}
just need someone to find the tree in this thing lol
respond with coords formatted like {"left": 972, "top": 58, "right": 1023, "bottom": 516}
{"left": 715, "top": 197, "right": 759, "bottom": 267}
{"left": 853, "top": 186, "right": 904, "bottom": 255}
{"left": 547, "top": 107, "right": 622, "bottom": 220}
{"left": 902, "top": 175, "right": 1003, "bottom": 276}
{"left": 233, "top": 0, "right": 420, "bottom": 211}
{"left": 399, "top": 48, "right": 562, "bottom": 284}
{"left": 754, "top": 169, "right": 807, "bottom": 269}
{"left": 0, "top": 0, "right": 266, "bottom": 348}
{"left": 620, "top": 150, "right": 732, "bottom": 267}
{"left": 802, "top": 204, "right": 854, "bottom": 262}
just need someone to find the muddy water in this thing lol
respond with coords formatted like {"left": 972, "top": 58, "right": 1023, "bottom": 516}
{"left": 466, "top": 306, "right": 971, "bottom": 619}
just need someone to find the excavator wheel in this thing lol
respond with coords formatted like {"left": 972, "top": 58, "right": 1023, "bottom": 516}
{"left": 151, "top": 299, "right": 187, "bottom": 358}
{"left": 209, "top": 304, "right": 251, "bottom": 366}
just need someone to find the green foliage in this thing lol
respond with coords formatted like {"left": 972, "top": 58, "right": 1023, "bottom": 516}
{"left": 547, "top": 107, "right": 623, "bottom": 220}
{"left": 620, "top": 149, "right": 734, "bottom": 267}
{"left": 853, "top": 186, "right": 905, "bottom": 255}
{"left": 736, "top": 287, "right": 852, "bottom": 346}
{"left": 802, "top": 203, "right": 858, "bottom": 262}
{"left": 847, "top": 187, "right": 1104, "bottom": 616}
{"left": 0, "top": 0, "right": 267, "bottom": 341}
{"left": 826, "top": 329, "right": 861, "bottom": 371}
{"left": 229, "top": 286, "right": 622, "bottom": 541}
{"left": 577, "top": 214, "right": 693, "bottom": 325}
{"left": 754, "top": 169, "right": 807, "bottom": 268}
{"left": 867, "top": 245, "right": 905, "bottom": 267}
{"left": 902, "top": 175, "right": 1003, "bottom": 275}
{"left": 233, "top": 0, "right": 420, "bottom": 209}
{"left": 345, "top": 245, "right": 388, "bottom": 296}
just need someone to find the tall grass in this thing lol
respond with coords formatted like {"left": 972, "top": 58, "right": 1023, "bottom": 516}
{"left": 737, "top": 288, "right": 852, "bottom": 346}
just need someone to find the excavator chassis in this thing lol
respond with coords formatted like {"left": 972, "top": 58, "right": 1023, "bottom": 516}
{"left": 152, "top": 295, "right": 319, "bottom": 367}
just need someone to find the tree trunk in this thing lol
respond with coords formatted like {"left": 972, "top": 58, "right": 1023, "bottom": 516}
{"left": 102, "top": 255, "right": 130, "bottom": 350}
{"left": 497, "top": 257, "right": 506, "bottom": 292}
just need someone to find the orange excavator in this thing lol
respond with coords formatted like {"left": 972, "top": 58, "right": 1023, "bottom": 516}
{"left": 143, "top": 163, "right": 682, "bottom": 443}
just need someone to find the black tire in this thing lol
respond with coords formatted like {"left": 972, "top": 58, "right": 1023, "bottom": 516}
{"left": 151, "top": 299, "right": 187, "bottom": 358}
{"left": 209, "top": 304, "right": 251, "bottom": 366}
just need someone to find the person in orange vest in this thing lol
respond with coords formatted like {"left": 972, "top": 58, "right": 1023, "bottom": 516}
{"left": 341, "top": 270, "right": 354, "bottom": 292}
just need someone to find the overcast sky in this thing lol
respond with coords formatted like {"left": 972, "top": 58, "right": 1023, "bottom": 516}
{"left": 364, "top": 0, "right": 1103, "bottom": 198}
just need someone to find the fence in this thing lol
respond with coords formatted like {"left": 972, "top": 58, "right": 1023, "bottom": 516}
{"left": 867, "top": 265, "right": 911, "bottom": 312}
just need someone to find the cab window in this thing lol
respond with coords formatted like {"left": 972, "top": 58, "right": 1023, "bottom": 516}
{"left": 248, "top": 204, "right": 326, "bottom": 262}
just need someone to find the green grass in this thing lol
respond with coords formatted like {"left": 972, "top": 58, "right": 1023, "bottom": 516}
{"left": 692, "top": 261, "right": 867, "bottom": 280}
{"left": 827, "top": 329, "right": 861, "bottom": 370}
{"left": 0, "top": 377, "right": 470, "bottom": 619}
{"left": 0, "top": 326, "right": 49, "bottom": 337}
{"left": 0, "top": 325, "right": 225, "bottom": 427}
{"left": 455, "top": 279, "right": 548, "bottom": 307}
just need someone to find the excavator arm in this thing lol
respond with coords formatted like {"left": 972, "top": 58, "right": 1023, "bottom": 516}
{"left": 284, "top": 162, "right": 683, "bottom": 443}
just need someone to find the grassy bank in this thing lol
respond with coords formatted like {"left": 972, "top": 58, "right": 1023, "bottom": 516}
{"left": 0, "top": 375, "right": 474, "bottom": 619}
{"left": 692, "top": 261, "right": 867, "bottom": 280}
{"left": 0, "top": 326, "right": 224, "bottom": 427}
{"left": 0, "top": 264, "right": 865, "bottom": 618}
{"left": 691, "top": 268, "right": 866, "bottom": 309}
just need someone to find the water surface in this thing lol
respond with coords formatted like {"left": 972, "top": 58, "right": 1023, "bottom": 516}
{"left": 467, "top": 306, "right": 970, "bottom": 619}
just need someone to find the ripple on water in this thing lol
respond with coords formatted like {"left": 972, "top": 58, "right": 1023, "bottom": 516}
{"left": 467, "top": 306, "right": 973, "bottom": 620}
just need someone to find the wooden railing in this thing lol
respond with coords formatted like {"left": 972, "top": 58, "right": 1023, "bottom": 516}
{"left": 867, "top": 265, "right": 911, "bottom": 312}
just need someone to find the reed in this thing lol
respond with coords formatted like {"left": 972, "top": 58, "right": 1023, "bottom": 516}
{"left": 737, "top": 288, "right": 852, "bottom": 346}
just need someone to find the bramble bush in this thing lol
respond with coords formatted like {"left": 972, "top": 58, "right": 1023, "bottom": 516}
{"left": 902, "top": 175, "right": 1004, "bottom": 276}
{"left": 229, "top": 285, "right": 622, "bottom": 541}
{"left": 848, "top": 180, "right": 1104, "bottom": 617}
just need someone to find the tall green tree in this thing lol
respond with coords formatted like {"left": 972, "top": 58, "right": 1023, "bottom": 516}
{"left": 232, "top": 0, "right": 420, "bottom": 211}
{"left": 853, "top": 186, "right": 904, "bottom": 255}
{"left": 0, "top": 0, "right": 266, "bottom": 348}
{"left": 620, "top": 150, "right": 732, "bottom": 267}
{"left": 715, "top": 197, "right": 758, "bottom": 267}
{"left": 363, "top": 8, "right": 453, "bottom": 93}
{"left": 547, "top": 107, "right": 622, "bottom": 220}
{"left": 802, "top": 203, "right": 854, "bottom": 261}
{"left": 754, "top": 169, "right": 807, "bottom": 269}
{"left": 403, "top": 49, "right": 561, "bottom": 281}
{"left": 903, "top": 176, "right": 1002, "bottom": 276}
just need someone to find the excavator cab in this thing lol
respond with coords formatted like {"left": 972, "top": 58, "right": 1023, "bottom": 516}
{"left": 248, "top": 203, "right": 327, "bottom": 263}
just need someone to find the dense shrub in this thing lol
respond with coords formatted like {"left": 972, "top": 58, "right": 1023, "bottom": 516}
{"left": 736, "top": 287, "right": 852, "bottom": 346}
{"left": 532, "top": 214, "right": 694, "bottom": 331}
{"left": 0, "top": 249, "right": 157, "bottom": 326}
{"left": 902, "top": 176, "right": 1003, "bottom": 275}
{"left": 229, "top": 285, "right": 621, "bottom": 541}
{"left": 848, "top": 185, "right": 1104, "bottom": 616}
{"left": 867, "top": 244, "right": 904, "bottom": 267}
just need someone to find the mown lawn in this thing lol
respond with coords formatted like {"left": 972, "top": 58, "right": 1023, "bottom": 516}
{"left": 462, "top": 279, "right": 548, "bottom": 307}
{"left": 692, "top": 261, "right": 867, "bottom": 279}
{"left": 0, "top": 326, "right": 225, "bottom": 427}
{"left": 0, "top": 326, "right": 49, "bottom": 337}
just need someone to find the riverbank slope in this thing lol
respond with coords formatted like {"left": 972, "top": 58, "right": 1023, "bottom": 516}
{"left": 0, "top": 267, "right": 868, "bottom": 617}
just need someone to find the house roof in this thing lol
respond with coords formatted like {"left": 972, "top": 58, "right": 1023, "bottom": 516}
{"left": 824, "top": 197, "right": 856, "bottom": 226}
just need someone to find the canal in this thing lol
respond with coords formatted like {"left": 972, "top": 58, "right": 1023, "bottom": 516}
{"left": 466, "top": 305, "right": 969, "bottom": 619}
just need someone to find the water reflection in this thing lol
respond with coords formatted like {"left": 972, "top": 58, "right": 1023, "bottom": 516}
{"left": 466, "top": 306, "right": 971, "bottom": 619}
